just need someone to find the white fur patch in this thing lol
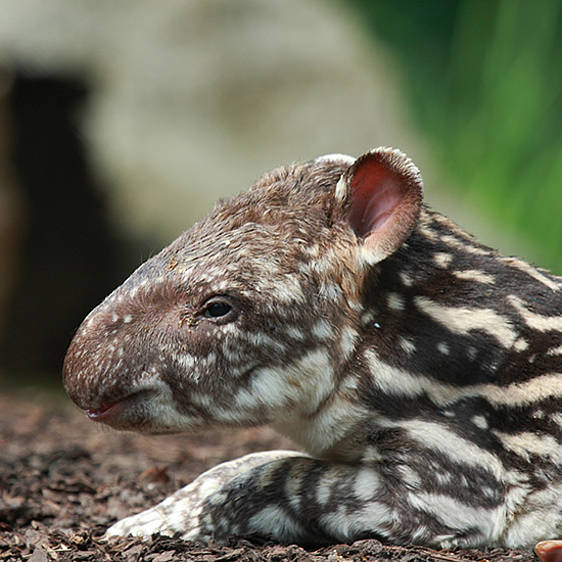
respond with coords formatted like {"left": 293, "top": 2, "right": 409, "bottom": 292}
{"left": 433, "top": 253, "right": 453, "bottom": 268}
{"left": 508, "top": 295, "right": 562, "bottom": 331}
{"left": 335, "top": 175, "right": 348, "bottom": 202}
{"left": 492, "top": 430, "right": 562, "bottom": 464}
{"left": 547, "top": 344, "right": 562, "bottom": 356}
{"left": 399, "top": 337, "right": 416, "bottom": 354}
{"left": 353, "top": 467, "right": 381, "bottom": 501}
{"left": 415, "top": 296, "right": 518, "bottom": 348}
{"left": 388, "top": 418, "right": 504, "bottom": 478}
{"left": 453, "top": 269, "right": 495, "bottom": 284}
{"left": 471, "top": 415, "right": 488, "bottom": 430}
{"left": 339, "top": 327, "right": 358, "bottom": 359}
{"left": 236, "top": 349, "right": 334, "bottom": 417}
{"left": 408, "top": 492, "right": 502, "bottom": 545}
{"left": 248, "top": 505, "right": 303, "bottom": 541}
{"left": 501, "top": 481, "right": 562, "bottom": 548}
{"left": 440, "top": 235, "right": 491, "bottom": 256}
{"left": 387, "top": 292, "right": 405, "bottom": 311}
{"left": 399, "top": 272, "right": 414, "bottom": 287}
{"left": 314, "top": 153, "right": 355, "bottom": 165}
{"left": 501, "top": 257, "right": 561, "bottom": 292}
{"left": 312, "top": 319, "right": 334, "bottom": 340}
{"left": 365, "top": 349, "right": 562, "bottom": 407}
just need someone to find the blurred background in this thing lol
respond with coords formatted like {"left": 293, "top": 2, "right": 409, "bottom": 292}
{"left": 0, "top": 0, "right": 560, "bottom": 390}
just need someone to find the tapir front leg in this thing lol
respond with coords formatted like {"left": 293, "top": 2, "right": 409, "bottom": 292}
{"left": 105, "top": 450, "right": 302, "bottom": 540}
{"left": 107, "top": 452, "right": 503, "bottom": 547}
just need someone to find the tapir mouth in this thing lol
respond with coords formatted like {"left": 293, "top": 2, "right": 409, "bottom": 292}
{"left": 86, "top": 401, "right": 125, "bottom": 422}
{"left": 84, "top": 389, "right": 154, "bottom": 426}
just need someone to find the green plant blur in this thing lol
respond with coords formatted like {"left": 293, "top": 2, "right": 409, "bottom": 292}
{"left": 350, "top": 0, "right": 562, "bottom": 273}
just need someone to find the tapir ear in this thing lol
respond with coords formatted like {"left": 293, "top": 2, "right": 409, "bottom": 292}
{"left": 336, "top": 147, "right": 423, "bottom": 265}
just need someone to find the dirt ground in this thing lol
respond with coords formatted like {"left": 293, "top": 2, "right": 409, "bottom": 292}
{"left": 0, "top": 390, "right": 540, "bottom": 561}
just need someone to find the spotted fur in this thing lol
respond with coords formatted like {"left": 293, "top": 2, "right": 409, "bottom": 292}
{"left": 63, "top": 147, "right": 562, "bottom": 549}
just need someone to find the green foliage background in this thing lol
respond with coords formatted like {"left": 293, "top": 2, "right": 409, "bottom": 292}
{"left": 350, "top": 0, "right": 562, "bottom": 273}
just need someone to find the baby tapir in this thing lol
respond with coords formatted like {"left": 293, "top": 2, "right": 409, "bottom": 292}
{"left": 63, "top": 148, "right": 562, "bottom": 549}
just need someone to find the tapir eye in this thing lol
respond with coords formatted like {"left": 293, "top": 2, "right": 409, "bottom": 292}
{"left": 203, "top": 297, "right": 236, "bottom": 322}
{"left": 206, "top": 302, "right": 231, "bottom": 317}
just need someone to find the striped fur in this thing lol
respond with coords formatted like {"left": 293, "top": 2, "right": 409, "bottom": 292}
{"left": 63, "top": 148, "right": 561, "bottom": 548}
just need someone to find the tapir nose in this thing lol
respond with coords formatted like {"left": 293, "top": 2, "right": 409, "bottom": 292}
{"left": 63, "top": 304, "right": 139, "bottom": 410}
{"left": 63, "top": 273, "right": 189, "bottom": 411}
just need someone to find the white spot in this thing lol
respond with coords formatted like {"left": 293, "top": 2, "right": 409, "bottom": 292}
{"left": 411, "top": 525, "right": 430, "bottom": 542}
{"left": 362, "top": 445, "right": 383, "bottom": 463}
{"left": 302, "top": 243, "right": 321, "bottom": 258}
{"left": 334, "top": 175, "right": 349, "bottom": 202}
{"left": 248, "top": 506, "right": 303, "bottom": 541}
{"left": 177, "top": 354, "right": 195, "bottom": 371}
{"left": 339, "top": 374, "right": 359, "bottom": 393}
{"left": 435, "top": 471, "right": 452, "bottom": 486}
{"left": 433, "top": 253, "right": 453, "bottom": 268}
{"left": 513, "top": 337, "right": 528, "bottom": 352}
{"left": 346, "top": 298, "right": 362, "bottom": 312}
{"left": 246, "top": 331, "right": 285, "bottom": 352}
{"left": 419, "top": 224, "right": 439, "bottom": 241}
{"left": 319, "top": 282, "right": 342, "bottom": 301}
{"left": 271, "top": 276, "right": 304, "bottom": 304}
{"left": 400, "top": 272, "right": 414, "bottom": 287}
{"left": 399, "top": 337, "right": 416, "bottom": 354}
{"left": 547, "top": 344, "right": 562, "bottom": 356}
{"left": 353, "top": 468, "right": 380, "bottom": 501}
{"left": 361, "top": 311, "right": 374, "bottom": 325}
{"left": 472, "top": 415, "right": 488, "bottom": 430}
{"left": 387, "top": 292, "right": 405, "bottom": 311}
{"left": 352, "top": 502, "right": 393, "bottom": 537}
{"left": 320, "top": 501, "right": 392, "bottom": 542}
{"left": 285, "top": 326, "right": 305, "bottom": 341}
{"left": 397, "top": 466, "right": 421, "bottom": 489}
{"left": 339, "top": 327, "right": 358, "bottom": 359}
{"left": 316, "top": 469, "right": 336, "bottom": 505}
{"left": 284, "top": 471, "right": 302, "bottom": 511}
{"left": 123, "top": 314, "right": 133, "bottom": 323}
{"left": 453, "top": 269, "right": 495, "bottom": 284}
{"left": 311, "top": 319, "right": 334, "bottom": 340}
{"left": 437, "top": 342, "right": 450, "bottom": 355}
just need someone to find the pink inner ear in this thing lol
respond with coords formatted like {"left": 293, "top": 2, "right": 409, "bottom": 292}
{"left": 348, "top": 160, "right": 403, "bottom": 239}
